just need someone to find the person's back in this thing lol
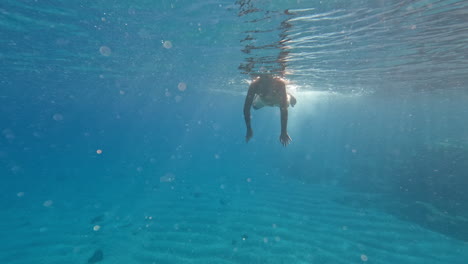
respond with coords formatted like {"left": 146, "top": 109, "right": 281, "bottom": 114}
{"left": 243, "top": 74, "right": 296, "bottom": 146}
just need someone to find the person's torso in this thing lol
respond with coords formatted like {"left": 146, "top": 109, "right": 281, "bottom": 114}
{"left": 256, "top": 78, "right": 283, "bottom": 106}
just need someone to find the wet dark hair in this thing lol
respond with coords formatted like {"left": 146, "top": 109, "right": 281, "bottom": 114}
{"left": 251, "top": 73, "right": 277, "bottom": 80}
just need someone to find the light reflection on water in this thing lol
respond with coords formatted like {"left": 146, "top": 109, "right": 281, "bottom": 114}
{"left": 236, "top": 0, "right": 468, "bottom": 94}
{"left": 1, "top": 0, "right": 467, "bottom": 95}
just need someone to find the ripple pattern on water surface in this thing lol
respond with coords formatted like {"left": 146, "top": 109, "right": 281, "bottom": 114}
{"left": 2, "top": 1, "right": 467, "bottom": 94}
{"left": 236, "top": 0, "right": 468, "bottom": 93}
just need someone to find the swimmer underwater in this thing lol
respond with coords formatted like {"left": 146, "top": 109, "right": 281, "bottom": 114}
{"left": 243, "top": 74, "right": 297, "bottom": 146}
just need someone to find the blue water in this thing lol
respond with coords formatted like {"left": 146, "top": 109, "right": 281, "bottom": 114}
{"left": 1, "top": 0, "right": 468, "bottom": 263}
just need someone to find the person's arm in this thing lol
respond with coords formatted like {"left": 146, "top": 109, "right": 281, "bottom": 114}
{"left": 279, "top": 82, "right": 292, "bottom": 146}
{"left": 243, "top": 83, "right": 256, "bottom": 142}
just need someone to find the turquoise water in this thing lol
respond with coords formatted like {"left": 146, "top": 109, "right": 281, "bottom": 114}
{"left": 1, "top": 0, "right": 468, "bottom": 263}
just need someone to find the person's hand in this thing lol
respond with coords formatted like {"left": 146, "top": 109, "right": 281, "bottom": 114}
{"left": 246, "top": 128, "right": 253, "bottom": 143}
{"left": 279, "top": 132, "right": 292, "bottom": 146}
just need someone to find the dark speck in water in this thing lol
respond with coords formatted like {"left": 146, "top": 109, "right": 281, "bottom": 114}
{"left": 18, "top": 220, "right": 31, "bottom": 227}
{"left": 90, "top": 215, "right": 104, "bottom": 224}
{"left": 87, "top": 249, "right": 103, "bottom": 264}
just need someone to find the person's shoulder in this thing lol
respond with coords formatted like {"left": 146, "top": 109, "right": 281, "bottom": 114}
{"left": 251, "top": 76, "right": 260, "bottom": 82}
{"left": 273, "top": 76, "right": 287, "bottom": 85}
{"left": 249, "top": 76, "right": 261, "bottom": 87}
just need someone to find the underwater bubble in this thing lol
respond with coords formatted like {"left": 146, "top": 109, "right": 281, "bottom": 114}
{"left": 361, "top": 254, "right": 368, "bottom": 262}
{"left": 93, "top": 225, "right": 101, "bottom": 231}
{"left": 96, "top": 149, "right": 102, "bottom": 155}
{"left": 160, "top": 173, "right": 175, "bottom": 183}
{"left": 3, "top": 129, "right": 15, "bottom": 139}
{"left": 177, "top": 82, "right": 187, "bottom": 91}
{"left": 43, "top": 200, "right": 53, "bottom": 207}
{"left": 11, "top": 166, "right": 21, "bottom": 174}
{"left": 53, "top": 113, "right": 63, "bottom": 121}
{"left": 99, "top": 46, "right": 112, "bottom": 56}
{"left": 163, "top": 40, "right": 172, "bottom": 49}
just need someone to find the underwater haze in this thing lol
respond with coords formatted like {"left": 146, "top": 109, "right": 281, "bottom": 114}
{"left": 1, "top": 0, "right": 468, "bottom": 263}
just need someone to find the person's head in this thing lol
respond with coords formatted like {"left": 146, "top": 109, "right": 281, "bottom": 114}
{"left": 251, "top": 73, "right": 274, "bottom": 80}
